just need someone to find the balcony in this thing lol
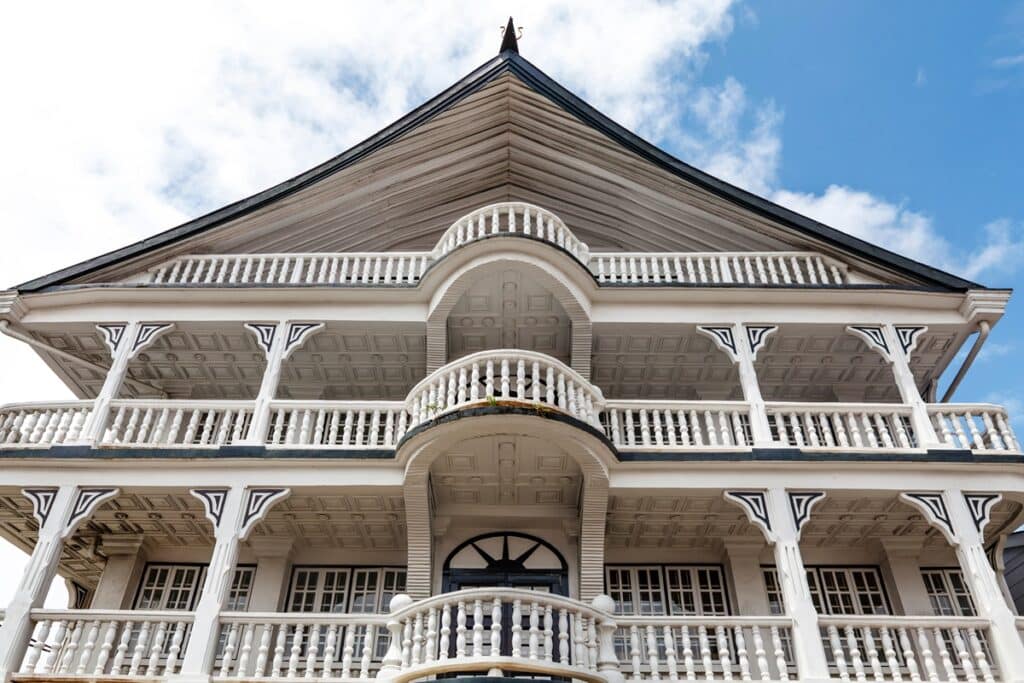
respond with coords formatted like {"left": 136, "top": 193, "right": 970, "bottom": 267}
{"left": 0, "top": 349, "right": 1018, "bottom": 456}
{"left": 126, "top": 203, "right": 853, "bottom": 288}
{"left": 13, "top": 590, "right": 1004, "bottom": 683}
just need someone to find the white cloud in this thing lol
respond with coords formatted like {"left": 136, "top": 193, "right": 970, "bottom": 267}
{"left": 992, "top": 54, "right": 1024, "bottom": 68}
{"left": 915, "top": 67, "right": 927, "bottom": 87}
{"left": 772, "top": 186, "right": 1024, "bottom": 281}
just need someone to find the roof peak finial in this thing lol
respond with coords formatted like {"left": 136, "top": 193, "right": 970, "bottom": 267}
{"left": 500, "top": 17, "right": 520, "bottom": 54}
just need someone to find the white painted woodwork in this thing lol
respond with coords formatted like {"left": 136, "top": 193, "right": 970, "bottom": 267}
{"left": 0, "top": 401, "right": 94, "bottom": 446}
{"left": 603, "top": 401, "right": 753, "bottom": 449}
{"left": 265, "top": 401, "right": 408, "bottom": 448}
{"left": 436, "top": 202, "right": 589, "bottom": 262}
{"left": 591, "top": 251, "right": 846, "bottom": 286}
{"left": 930, "top": 405, "right": 1019, "bottom": 452}
{"left": 766, "top": 402, "right": 917, "bottom": 450}
{"left": 100, "top": 400, "right": 253, "bottom": 447}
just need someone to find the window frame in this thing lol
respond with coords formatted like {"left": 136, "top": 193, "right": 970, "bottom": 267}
{"left": 132, "top": 562, "right": 256, "bottom": 612}
{"left": 761, "top": 565, "right": 893, "bottom": 616}
{"left": 604, "top": 564, "right": 732, "bottom": 616}
{"left": 285, "top": 565, "right": 407, "bottom": 614}
{"left": 920, "top": 567, "right": 976, "bottom": 617}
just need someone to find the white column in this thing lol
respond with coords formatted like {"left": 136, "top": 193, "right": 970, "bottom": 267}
{"left": 91, "top": 535, "right": 146, "bottom": 609}
{"left": 876, "top": 537, "right": 933, "bottom": 615}
{"left": 0, "top": 486, "right": 118, "bottom": 680}
{"left": 242, "top": 321, "right": 288, "bottom": 445}
{"left": 86, "top": 321, "right": 139, "bottom": 442}
{"left": 881, "top": 324, "right": 940, "bottom": 447}
{"left": 722, "top": 538, "right": 771, "bottom": 615}
{"left": 945, "top": 490, "right": 1024, "bottom": 681}
{"left": 763, "top": 489, "right": 830, "bottom": 681}
{"left": 732, "top": 324, "right": 774, "bottom": 446}
{"left": 246, "top": 538, "right": 294, "bottom": 611}
{"left": 180, "top": 487, "right": 290, "bottom": 679}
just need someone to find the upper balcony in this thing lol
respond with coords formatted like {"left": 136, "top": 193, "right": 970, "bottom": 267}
{"left": 117, "top": 203, "right": 859, "bottom": 289}
{"left": 0, "top": 348, "right": 1017, "bottom": 458}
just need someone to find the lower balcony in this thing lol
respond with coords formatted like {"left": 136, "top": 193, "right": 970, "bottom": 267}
{"left": 14, "top": 590, "right": 1004, "bottom": 683}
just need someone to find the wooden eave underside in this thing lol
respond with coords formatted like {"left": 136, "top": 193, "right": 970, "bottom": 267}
{"left": 22, "top": 60, "right": 979, "bottom": 291}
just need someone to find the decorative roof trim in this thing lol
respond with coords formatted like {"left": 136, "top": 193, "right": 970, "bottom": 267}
{"left": 16, "top": 53, "right": 980, "bottom": 293}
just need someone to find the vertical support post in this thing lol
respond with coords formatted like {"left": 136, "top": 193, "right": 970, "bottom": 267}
{"left": 876, "top": 537, "right": 933, "bottom": 615}
{"left": 90, "top": 535, "right": 146, "bottom": 609}
{"left": 944, "top": 490, "right": 1024, "bottom": 680}
{"left": 0, "top": 486, "right": 118, "bottom": 680}
{"left": 243, "top": 321, "right": 288, "bottom": 445}
{"left": 722, "top": 538, "right": 771, "bottom": 615}
{"left": 180, "top": 487, "right": 290, "bottom": 678}
{"left": 698, "top": 325, "right": 775, "bottom": 446}
{"left": 764, "top": 488, "right": 830, "bottom": 681}
{"left": 87, "top": 321, "right": 139, "bottom": 443}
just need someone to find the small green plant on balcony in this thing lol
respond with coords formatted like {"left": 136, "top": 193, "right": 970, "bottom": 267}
{"left": 485, "top": 395, "right": 498, "bottom": 407}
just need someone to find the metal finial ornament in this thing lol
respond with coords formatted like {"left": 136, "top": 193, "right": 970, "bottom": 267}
{"left": 499, "top": 17, "right": 522, "bottom": 54}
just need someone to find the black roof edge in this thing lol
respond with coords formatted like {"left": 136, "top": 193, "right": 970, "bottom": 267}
{"left": 17, "top": 51, "right": 983, "bottom": 293}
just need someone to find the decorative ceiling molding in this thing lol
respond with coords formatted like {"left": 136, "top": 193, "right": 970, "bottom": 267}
{"left": 723, "top": 490, "right": 773, "bottom": 542}
{"left": 900, "top": 492, "right": 956, "bottom": 545}
{"left": 963, "top": 493, "right": 1002, "bottom": 535}
{"left": 244, "top": 323, "right": 278, "bottom": 356}
{"left": 95, "top": 324, "right": 127, "bottom": 355}
{"left": 191, "top": 488, "right": 230, "bottom": 529}
{"left": 240, "top": 488, "right": 291, "bottom": 540}
{"left": 22, "top": 488, "right": 59, "bottom": 527}
{"left": 787, "top": 491, "right": 826, "bottom": 539}
{"left": 744, "top": 325, "right": 777, "bottom": 360}
{"left": 697, "top": 326, "right": 738, "bottom": 362}
{"left": 846, "top": 325, "right": 891, "bottom": 361}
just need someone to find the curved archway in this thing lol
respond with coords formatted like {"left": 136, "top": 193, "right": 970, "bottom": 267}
{"left": 425, "top": 251, "right": 592, "bottom": 379}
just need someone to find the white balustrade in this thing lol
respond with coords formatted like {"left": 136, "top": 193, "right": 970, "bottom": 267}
{"left": 146, "top": 252, "right": 431, "bottom": 287}
{"left": 603, "top": 401, "right": 754, "bottom": 449}
{"left": 0, "top": 401, "right": 94, "bottom": 446}
{"left": 214, "top": 612, "right": 389, "bottom": 679}
{"left": 589, "top": 251, "right": 847, "bottom": 286}
{"left": 434, "top": 202, "right": 589, "bottom": 262}
{"left": 19, "top": 609, "right": 191, "bottom": 677}
{"left": 406, "top": 349, "right": 604, "bottom": 430}
{"left": 929, "top": 404, "right": 1020, "bottom": 453}
{"left": 766, "top": 402, "right": 918, "bottom": 450}
{"left": 817, "top": 616, "right": 997, "bottom": 683}
{"left": 100, "top": 400, "right": 253, "bottom": 447}
{"left": 265, "top": 402, "right": 408, "bottom": 448}
{"left": 616, "top": 616, "right": 795, "bottom": 681}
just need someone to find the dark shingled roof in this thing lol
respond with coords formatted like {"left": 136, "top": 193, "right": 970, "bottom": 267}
{"left": 16, "top": 43, "right": 983, "bottom": 292}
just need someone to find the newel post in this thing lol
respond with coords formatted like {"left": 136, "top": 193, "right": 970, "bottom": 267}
{"left": 592, "top": 594, "right": 625, "bottom": 683}
{"left": 378, "top": 594, "right": 413, "bottom": 680}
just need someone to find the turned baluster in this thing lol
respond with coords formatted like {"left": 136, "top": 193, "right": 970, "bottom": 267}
{"left": 697, "top": 625, "right": 713, "bottom": 680}
{"left": 803, "top": 412, "right": 820, "bottom": 447}
{"left": 665, "top": 625, "right": 680, "bottom": 681}
{"left": 22, "top": 619, "right": 51, "bottom": 673}
{"left": 628, "top": 625, "right": 642, "bottom": 679}
{"left": 734, "top": 626, "right": 750, "bottom": 681}
{"left": 750, "top": 626, "right": 769, "bottom": 682}
{"left": 845, "top": 625, "right": 866, "bottom": 683}
{"left": 439, "top": 603, "right": 451, "bottom": 661}
{"left": 402, "top": 618, "right": 413, "bottom": 667}
{"left": 931, "top": 628, "right": 956, "bottom": 683}
{"left": 574, "top": 611, "right": 587, "bottom": 669}
{"left": 359, "top": 626, "right": 373, "bottom": 678}
{"left": 696, "top": 256, "right": 707, "bottom": 283}
{"left": 878, "top": 627, "right": 902, "bottom": 682}
{"left": 915, "top": 627, "right": 938, "bottom": 683}
{"left": 456, "top": 601, "right": 467, "bottom": 657}
{"left": 788, "top": 413, "right": 804, "bottom": 447}
{"left": 705, "top": 410, "right": 720, "bottom": 446}
{"left": 354, "top": 411, "right": 367, "bottom": 447}
{"left": 490, "top": 599, "right": 502, "bottom": 657}
{"left": 515, "top": 359, "right": 526, "bottom": 398}
{"left": 624, "top": 410, "right": 636, "bottom": 446}
{"left": 715, "top": 625, "right": 733, "bottom": 680}
{"left": 270, "top": 623, "right": 287, "bottom": 677}
{"left": 543, "top": 604, "right": 553, "bottom": 662}
{"left": 76, "top": 619, "right": 101, "bottom": 674}
{"left": 718, "top": 410, "right": 732, "bottom": 445}
{"left": 91, "top": 620, "right": 119, "bottom": 675}
{"left": 59, "top": 620, "right": 83, "bottom": 673}
{"left": 732, "top": 411, "right": 747, "bottom": 445}
{"left": 511, "top": 600, "right": 523, "bottom": 657}
{"left": 558, "top": 609, "right": 569, "bottom": 665}
{"left": 425, "top": 608, "right": 438, "bottom": 663}
{"left": 965, "top": 413, "right": 986, "bottom": 450}
{"left": 305, "top": 623, "right": 321, "bottom": 677}
{"left": 897, "top": 627, "right": 921, "bottom": 683}
{"left": 679, "top": 624, "right": 695, "bottom": 681}
{"left": 861, "top": 627, "right": 884, "bottom": 682}
{"left": 567, "top": 379, "right": 578, "bottom": 415}
{"left": 287, "top": 623, "right": 305, "bottom": 678}
{"left": 128, "top": 620, "right": 151, "bottom": 676}
{"left": 499, "top": 359, "right": 510, "bottom": 399}
{"left": 860, "top": 413, "right": 878, "bottom": 448}
{"left": 966, "top": 629, "right": 993, "bottom": 683}
{"left": 645, "top": 624, "right": 662, "bottom": 680}
{"left": 255, "top": 625, "right": 274, "bottom": 678}
{"left": 950, "top": 627, "right": 976, "bottom": 683}
{"left": 827, "top": 625, "right": 850, "bottom": 683}
{"left": 484, "top": 360, "right": 495, "bottom": 398}
{"left": 892, "top": 414, "right": 911, "bottom": 448}
{"left": 639, "top": 410, "right": 652, "bottom": 446}
{"left": 528, "top": 602, "right": 540, "bottom": 660}
{"left": 471, "top": 599, "right": 485, "bottom": 657}
{"left": 413, "top": 612, "right": 426, "bottom": 665}
{"left": 109, "top": 621, "right": 132, "bottom": 674}
{"left": 220, "top": 622, "right": 241, "bottom": 676}
{"left": 847, "top": 413, "right": 863, "bottom": 448}
{"left": 995, "top": 412, "right": 1019, "bottom": 451}
{"left": 770, "top": 626, "right": 789, "bottom": 682}
{"left": 339, "top": 626, "right": 355, "bottom": 677}
{"left": 587, "top": 618, "right": 599, "bottom": 672}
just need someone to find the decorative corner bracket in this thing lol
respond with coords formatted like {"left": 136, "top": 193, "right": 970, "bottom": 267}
{"left": 788, "top": 491, "right": 826, "bottom": 540}
{"left": 846, "top": 325, "right": 891, "bottom": 362}
{"left": 900, "top": 492, "right": 957, "bottom": 545}
{"left": 239, "top": 488, "right": 291, "bottom": 540}
{"left": 130, "top": 323, "right": 174, "bottom": 358}
{"left": 745, "top": 325, "right": 777, "bottom": 360}
{"left": 963, "top": 492, "right": 1002, "bottom": 535}
{"left": 894, "top": 326, "right": 927, "bottom": 359}
{"left": 282, "top": 323, "right": 324, "bottom": 360}
{"left": 244, "top": 323, "right": 278, "bottom": 357}
{"left": 724, "top": 490, "right": 774, "bottom": 543}
{"left": 191, "top": 488, "right": 230, "bottom": 529}
{"left": 96, "top": 324, "right": 128, "bottom": 355}
{"left": 698, "top": 326, "right": 739, "bottom": 362}
{"left": 62, "top": 488, "right": 120, "bottom": 539}
{"left": 22, "top": 488, "right": 59, "bottom": 527}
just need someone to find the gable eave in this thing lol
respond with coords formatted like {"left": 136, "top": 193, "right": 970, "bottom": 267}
{"left": 17, "top": 51, "right": 983, "bottom": 293}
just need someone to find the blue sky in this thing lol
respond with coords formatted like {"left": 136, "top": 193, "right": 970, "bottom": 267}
{"left": 0, "top": 1, "right": 1022, "bottom": 603}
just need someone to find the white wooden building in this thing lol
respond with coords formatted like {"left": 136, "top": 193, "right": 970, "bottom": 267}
{"left": 0, "top": 23, "right": 1021, "bottom": 683}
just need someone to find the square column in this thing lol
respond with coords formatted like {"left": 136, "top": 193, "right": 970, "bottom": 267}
{"left": 91, "top": 535, "right": 146, "bottom": 609}
{"left": 876, "top": 537, "right": 933, "bottom": 615}
{"left": 722, "top": 538, "right": 771, "bottom": 615}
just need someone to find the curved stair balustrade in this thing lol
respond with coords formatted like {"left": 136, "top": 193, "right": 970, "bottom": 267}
{"left": 405, "top": 349, "right": 605, "bottom": 431}
{"left": 434, "top": 202, "right": 589, "bottom": 263}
